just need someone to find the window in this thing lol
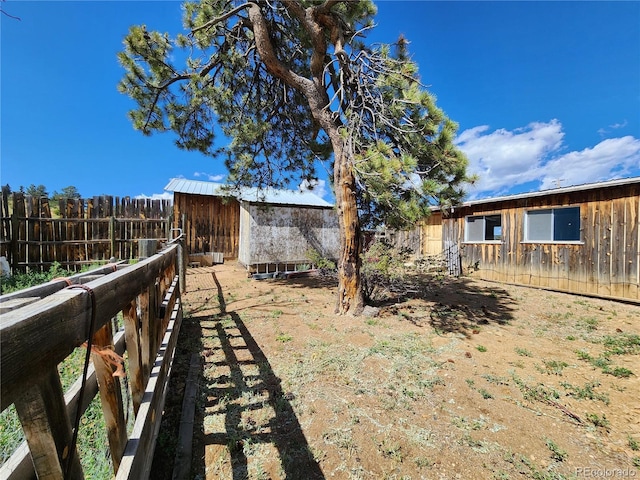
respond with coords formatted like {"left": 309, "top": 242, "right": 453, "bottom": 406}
{"left": 465, "top": 214, "right": 502, "bottom": 242}
{"left": 525, "top": 207, "right": 580, "bottom": 242}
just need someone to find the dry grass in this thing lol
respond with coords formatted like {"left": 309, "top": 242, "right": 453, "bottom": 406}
{"left": 150, "top": 264, "right": 640, "bottom": 480}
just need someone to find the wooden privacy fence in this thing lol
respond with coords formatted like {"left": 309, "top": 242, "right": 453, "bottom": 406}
{"left": 0, "top": 238, "right": 187, "bottom": 479}
{"left": 0, "top": 191, "right": 172, "bottom": 271}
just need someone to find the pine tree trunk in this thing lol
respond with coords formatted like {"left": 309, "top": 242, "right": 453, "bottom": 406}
{"left": 332, "top": 141, "right": 364, "bottom": 315}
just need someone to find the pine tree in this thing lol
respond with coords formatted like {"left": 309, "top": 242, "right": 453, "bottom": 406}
{"left": 51, "top": 186, "right": 81, "bottom": 202}
{"left": 118, "top": 0, "right": 471, "bottom": 315}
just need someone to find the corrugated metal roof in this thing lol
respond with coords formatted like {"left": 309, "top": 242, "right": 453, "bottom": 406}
{"left": 164, "top": 178, "right": 334, "bottom": 208}
{"left": 432, "top": 176, "right": 640, "bottom": 211}
{"left": 164, "top": 178, "right": 228, "bottom": 196}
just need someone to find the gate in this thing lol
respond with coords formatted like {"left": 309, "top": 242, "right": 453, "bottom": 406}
{"left": 444, "top": 241, "right": 461, "bottom": 277}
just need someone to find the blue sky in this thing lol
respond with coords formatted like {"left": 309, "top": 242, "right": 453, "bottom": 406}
{"left": 2, "top": 1, "right": 639, "bottom": 202}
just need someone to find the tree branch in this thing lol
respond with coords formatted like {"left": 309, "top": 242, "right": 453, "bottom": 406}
{"left": 0, "top": 0, "right": 20, "bottom": 20}
{"left": 0, "top": 8, "right": 20, "bottom": 20}
{"left": 316, "top": 0, "right": 346, "bottom": 14}
{"left": 246, "top": 3, "right": 310, "bottom": 91}
{"left": 190, "top": 2, "right": 253, "bottom": 36}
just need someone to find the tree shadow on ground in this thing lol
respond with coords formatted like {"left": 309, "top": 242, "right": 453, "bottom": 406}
{"left": 378, "top": 274, "right": 517, "bottom": 338}
{"left": 277, "top": 271, "right": 518, "bottom": 339}
{"left": 151, "top": 271, "right": 324, "bottom": 480}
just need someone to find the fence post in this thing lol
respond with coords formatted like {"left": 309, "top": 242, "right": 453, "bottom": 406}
{"left": 110, "top": 216, "right": 116, "bottom": 260}
{"left": 10, "top": 210, "right": 18, "bottom": 271}
{"left": 139, "top": 240, "right": 157, "bottom": 260}
{"left": 177, "top": 236, "right": 186, "bottom": 294}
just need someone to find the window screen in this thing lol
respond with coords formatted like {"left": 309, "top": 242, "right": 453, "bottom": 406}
{"left": 526, "top": 209, "right": 552, "bottom": 241}
{"left": 465, "top": 216, "right": 485, "bottom": 242}
{"left": 525, "top": 207, "right": 580, "bottom": 242}
{"left": 465, "top": 215, "right": 502, "bottom": 242}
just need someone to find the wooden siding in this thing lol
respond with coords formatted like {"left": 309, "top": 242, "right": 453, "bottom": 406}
{"left": 173, "top": 193, "right": 240, "bottom": 259}
{"left": 420, "top": 212, "right": 443, "bottom": 256}
{"left": 440, "top": 182, "right": 640, "bottom": 302}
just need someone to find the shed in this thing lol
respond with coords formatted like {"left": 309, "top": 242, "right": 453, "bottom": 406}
{"left": 164, "top": 178, "right": 339, "bottom": 271}
{"left": 435, "top": 177, "right": 640, "bottom": 302}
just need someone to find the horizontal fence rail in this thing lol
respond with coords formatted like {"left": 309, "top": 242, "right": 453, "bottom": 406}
{"left": 0, "top": 239, "right": 187, "bottom": 480}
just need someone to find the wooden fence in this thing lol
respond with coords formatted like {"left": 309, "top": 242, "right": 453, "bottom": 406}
{"left": 0, "top": 239, "right": 186, "bottom": 479}
{"left": 0, "top": 191, "right": 172, "bottom": 271}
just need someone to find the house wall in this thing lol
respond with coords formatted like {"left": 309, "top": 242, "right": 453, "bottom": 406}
{"left": 238, "top": 202, "right": 339, "bottom": 269}
{"left": 173, "top": 193, "right": 240, "bottom": 258}
{"left": 442, "top": 183, "right": 640, "bottom": 302}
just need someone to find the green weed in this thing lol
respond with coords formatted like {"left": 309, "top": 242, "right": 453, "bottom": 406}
{"left": 478, "top": 388, "right": 493, "bottom": 399}
{"left": 511, "top": 373, "right": 560, "bottom": 402}
{"left": 379, "top": 437, "right": 403, "bottom": 462}
{"left": 590, "top": 333, "right": 640, "bottom": 377}
{"left": 607, "top": 367, "right": 633, "bottom": 378}
{"left": 414, "top": 456, "right": 432, "bottom": 469}
{"left": 578, "top": 317, "right": 599, "bottom": 331}
{"left": 541, "top": 359, "right": 569, "bottom": 375}
{"left": 545, "top": 438, "right": 567, "bottom": 462}
{"left": 560, "top": 381, "right": 609, "bottom": 405}
{"left": 586, "top": 413, "right": 610, "bottom": 430}
{"left": 276, "top": 332, "right": 293, "bottom": 343}
{"left": 515, "top": 347, "right": 533, "bottom": 357}
{"left": 481, "top": 374, "right": 510, "bottom": 385}
{"left": 601, "top": 333, "right": 640, "bottom": 356}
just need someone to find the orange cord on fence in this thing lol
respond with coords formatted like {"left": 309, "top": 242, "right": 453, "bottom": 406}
{"left": 81, "top": 342, "right": 126, "bottom": 378}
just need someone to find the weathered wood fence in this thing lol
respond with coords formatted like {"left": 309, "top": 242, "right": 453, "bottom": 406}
{"left": 0, "top": 238, "right": 187, "bottom": 479}
{"left": 0, "top": 191, "right": 172, "bottom": 271}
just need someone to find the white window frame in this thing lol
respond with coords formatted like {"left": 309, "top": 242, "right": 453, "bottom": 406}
{"left": 523, "top": 206, "right": 582, "bottom": 244}
{"left": 463, "top": 214, "right": 503, "bottom": 243}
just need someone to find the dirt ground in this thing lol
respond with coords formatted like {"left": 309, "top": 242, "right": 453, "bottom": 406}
{"left": 151, "top": 262, "right": 640, "bottom": 480}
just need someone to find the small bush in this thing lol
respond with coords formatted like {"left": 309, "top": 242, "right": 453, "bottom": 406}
{"left": 360, "top": 239, "right": 410, "bottom": 302}
{"left": 305, "top": 249, "right": 336, "bottom": 271}
{"left": 0, "top": 262, "right": 69, "bottom": 294}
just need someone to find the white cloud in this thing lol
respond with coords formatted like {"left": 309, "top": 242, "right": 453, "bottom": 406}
{"left": 193, "top": 171, "right": 225, "bottom": 182}
{"left": 299, "top": 178, "right": 329, "bottom": 199}
{"left": 537, "top": 136, "right": 640, "bottom": 190}
{"left": 598, "top": 120, "right": 628, "bottom": 137}
{"left": 456, "top": 120, "right": 640, "bottom": 198}
{"left": 135, "top": 192, "right": 174, "bottom": 201}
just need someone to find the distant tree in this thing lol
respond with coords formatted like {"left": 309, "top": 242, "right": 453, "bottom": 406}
{"left": 24, "top": 184, "right": 48, "bottom": 198}
{"left": 51, "top": 186, "right": 82, "bottom": 202}
{"left": 118, "top": 0, "right": 471, "bottom": 315}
